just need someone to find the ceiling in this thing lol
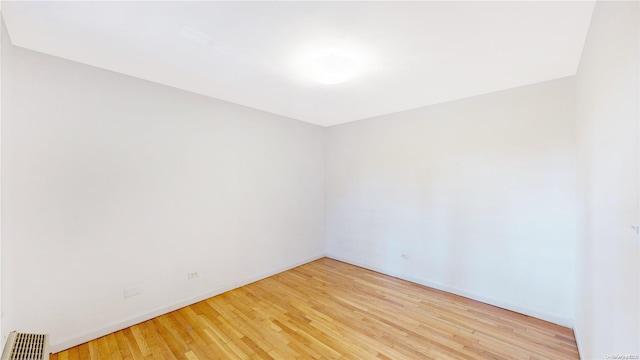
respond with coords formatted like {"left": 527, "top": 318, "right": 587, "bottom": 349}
{"left": 2, "top": 1, "right": 595, "bottom": 127}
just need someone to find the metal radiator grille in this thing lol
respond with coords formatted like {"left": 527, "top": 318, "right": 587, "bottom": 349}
{"left": 2, "top": 332, "right": 48, "bottom": 360}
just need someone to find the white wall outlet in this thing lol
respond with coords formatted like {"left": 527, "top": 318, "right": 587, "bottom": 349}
{"left": 401, "top": 254, "right": 409, "bottom": 260}
{"left": 187, "top": 272, "right": 199, "bottom": 279}
{"left": 123, "top": 287, "right": 141, "bottom": 298}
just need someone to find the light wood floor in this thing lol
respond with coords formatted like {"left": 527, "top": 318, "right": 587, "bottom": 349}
{"left": 51, "top": 258, "right": 579, "bottom": 359}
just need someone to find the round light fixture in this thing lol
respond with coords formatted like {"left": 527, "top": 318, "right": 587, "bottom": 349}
{"left": 304, "top": 50, "right": 359, "bottom": 85}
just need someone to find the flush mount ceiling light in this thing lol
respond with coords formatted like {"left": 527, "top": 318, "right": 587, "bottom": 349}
{"left": 303, "top": 49, "right": 359, "bottom": 85}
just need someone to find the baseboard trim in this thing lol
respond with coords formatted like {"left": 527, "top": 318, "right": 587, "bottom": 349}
{"left": 326, "top": 253, "right": 574, "bottom": 328}
{"left": 50, "top": 253, "right": 325, "bottom": 353}
{"left": 573, "top": 325, "right": 585, "bottom": 360}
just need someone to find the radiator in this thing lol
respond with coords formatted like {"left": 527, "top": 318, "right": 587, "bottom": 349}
{"left": 0, "top": 332, "right": 49, "bottom": 360}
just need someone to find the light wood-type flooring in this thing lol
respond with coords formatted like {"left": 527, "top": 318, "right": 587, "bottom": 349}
{"left": 51, "top": 258, "right": 579, "bottom": 359}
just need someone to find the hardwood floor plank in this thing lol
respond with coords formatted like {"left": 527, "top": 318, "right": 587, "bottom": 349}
{"left": 77, "top": 342, "right": 92, "bottom": 360}
{"left": 52, "top": 258, "right": 579, "bottom": 359}
{"left": 114, "top": 331, "right": 134, "bottom": 360}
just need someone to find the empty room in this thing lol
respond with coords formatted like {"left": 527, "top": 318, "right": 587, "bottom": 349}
{"left": 0, "top": 1, "right": 638, "bottom": 359}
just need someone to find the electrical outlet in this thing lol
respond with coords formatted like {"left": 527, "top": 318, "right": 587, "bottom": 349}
{"left": 401, "top": 254, "right": 409, "bottom": 260}
{"left": 187, "top": 272, "right": 199, "bottom": 280}
{"left": 124, "top": 287, "right": 141, "bottom": 298}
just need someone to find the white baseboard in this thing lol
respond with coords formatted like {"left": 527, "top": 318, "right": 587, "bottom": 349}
{"left": 50, "top": 253, "right": 325, "bottom": 353}
{"left": 573, "top": 325, "right": 585, "bottom": 360}
{"left": 326, "top": 253, "right": 574, "bottom": 328}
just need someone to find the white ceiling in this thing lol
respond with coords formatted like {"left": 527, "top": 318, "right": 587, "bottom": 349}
{"left": 2, "top": 1, "right": 595, "bottom": 126}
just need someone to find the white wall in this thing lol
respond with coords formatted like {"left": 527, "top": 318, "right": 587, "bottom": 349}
{"left": 1, "top": 27, "right": 325, "bottom": 351}
{"left": 574, "top": 1, "right": 640, "bottom": 358}
{"left": 325, "top": 78, "right": 578, "bottom": 326}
